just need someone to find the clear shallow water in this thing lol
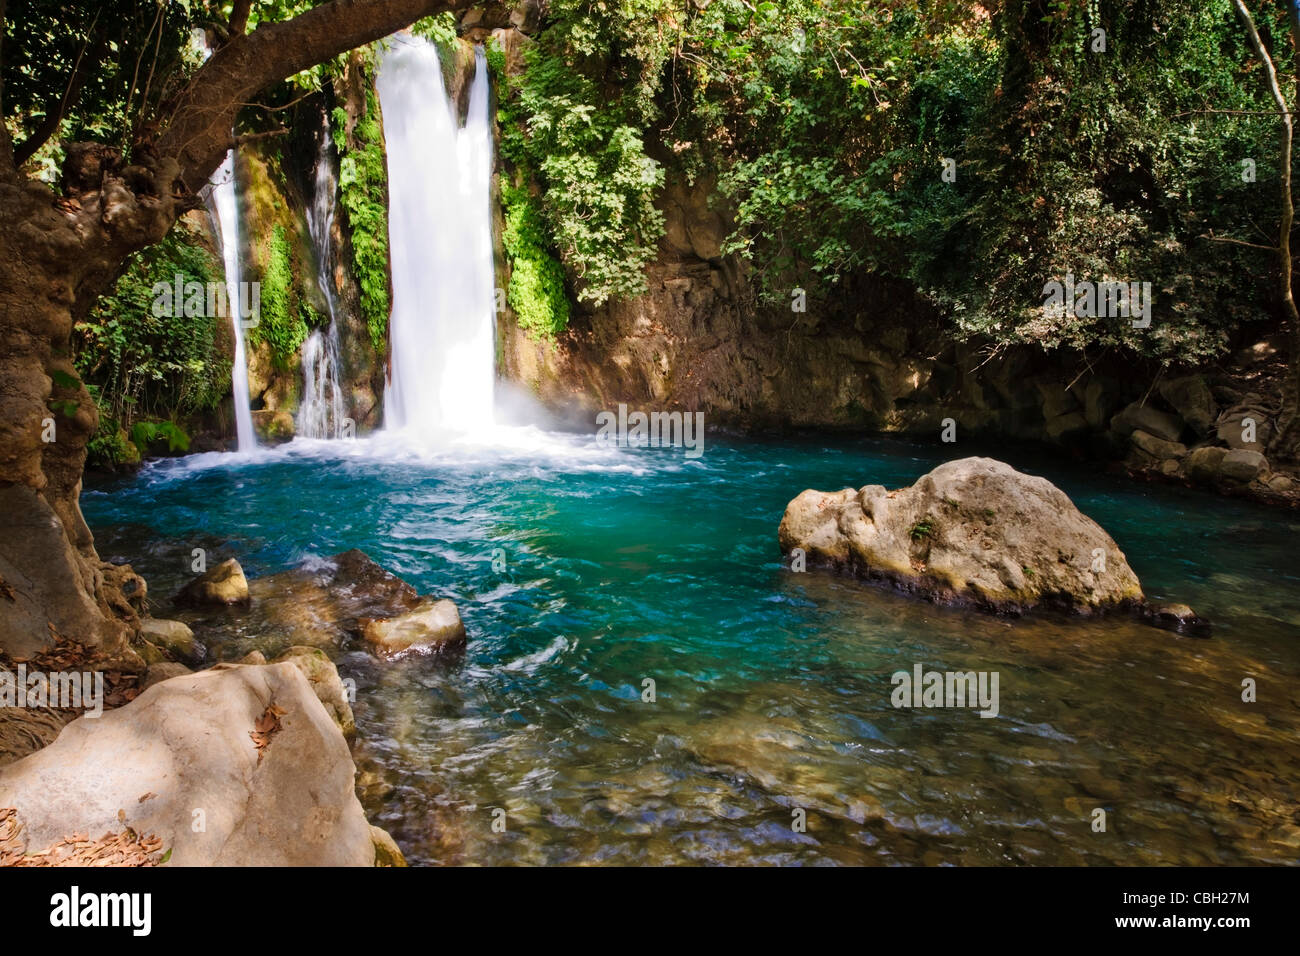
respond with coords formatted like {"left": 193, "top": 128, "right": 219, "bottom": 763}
{"left": 83, "top": 430, "right": 1300, "bottom": 865}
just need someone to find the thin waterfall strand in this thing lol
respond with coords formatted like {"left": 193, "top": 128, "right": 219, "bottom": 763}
{"left": 204, "top": 152, "right": 257, "bottom": 452}
{"left": 298, "top": 112, "right": 347, "bottom": 439}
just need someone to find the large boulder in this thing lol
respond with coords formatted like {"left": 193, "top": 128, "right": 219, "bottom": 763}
{"left": 778, "top": 457, "right": 1145, "bottom": 614}
{"left": 0, "top": 662, "right": 374, "bottom": 866}
{"left": 174, "top": 558, "right": 250, "bottom": 607}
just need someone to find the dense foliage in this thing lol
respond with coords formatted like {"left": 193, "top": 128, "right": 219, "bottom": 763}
{"left": 248, "top": 224, "right": 313, "bottom": 367}
{"left": 73, "top": 230, "right": 230, "bottom": 466}
{"left": 500, "top": 0, "right": 1288, "bottom": 364}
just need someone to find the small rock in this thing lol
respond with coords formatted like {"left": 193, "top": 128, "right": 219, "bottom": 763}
{"left": 139, "top": 618, "right": 204, "bottom": 666}
{"left": 1218, "top": 449, "right": 1268, "bottom": 483}
{"left": 1142, "top": 601, "right": 1211, "bottom": 638}
{"left": 362, "top": 599, "right": 467, "bottom": 657}
{"left": 1267, "top": 474, "right": 1295, "bottom": 493}
{"left": 237, "top": 650, "right": 267, "bottom": 665}
{"left": 371, "top": 825, "right": 408, "bottom": 867}
{"left": 1184, "top": 445, "right": 1227, "bottom": 482}
{"left": 174, "top": 558, "right": 250, "bottom": 607}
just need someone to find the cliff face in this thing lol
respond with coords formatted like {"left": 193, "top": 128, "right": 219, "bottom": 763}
{"left": 497, "top": 170, "right": 1104, "bottom": 440}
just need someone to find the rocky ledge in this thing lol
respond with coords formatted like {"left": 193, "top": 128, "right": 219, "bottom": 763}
{"left": 779, "top": 457, "right": 1200, "bottom": 628}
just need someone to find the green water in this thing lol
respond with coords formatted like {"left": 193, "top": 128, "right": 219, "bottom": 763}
{"left": 82, "top": 430, "right": 1300, "bottom": 865}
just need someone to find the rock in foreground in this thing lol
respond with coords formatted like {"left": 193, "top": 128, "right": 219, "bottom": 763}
{"left": 779, "top": 457, "right": 1145, "bottom": 614}
{"left": 0, "top": 662, "right": 373, "bottom": 865}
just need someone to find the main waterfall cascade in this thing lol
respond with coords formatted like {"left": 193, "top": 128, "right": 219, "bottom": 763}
{"left": 377, "top": 38, "right": 497, "bottom": 436}
{"left": 203, "top": 152, "right": 257, "bottom": 453}
{"left": 298, "top": 113, "right": 348, "bottom": 440}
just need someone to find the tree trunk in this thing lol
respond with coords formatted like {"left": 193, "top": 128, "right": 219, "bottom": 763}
{"left": 0, "top": 0, "right": 488, "bottom": 655}
{"left": 1273, "top": 1, "right": 1300, "bottom": 462}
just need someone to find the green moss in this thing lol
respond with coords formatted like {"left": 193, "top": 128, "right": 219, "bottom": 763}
{"left": 248, "top": 224, "right": 308, "bottom": 368}
{"left": 334, "top": 83, "right": 392, "bottom": 355}
{"left": 909, "top": 518, "right": 936, "bottom": 541}
{"left": 502, "top": 185, "right": 571, "bottom": 338}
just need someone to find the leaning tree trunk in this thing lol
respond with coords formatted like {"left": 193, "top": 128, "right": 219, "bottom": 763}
{"left": 0, "top": 0, "right": 490, "bottom": 657}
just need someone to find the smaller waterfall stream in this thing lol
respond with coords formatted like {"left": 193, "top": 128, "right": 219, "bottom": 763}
{"left": 297, "top": 114, "right": 347, "bottom": 440}
{"left": 378, "top": 38, "right": 496, "bottom": 437}
{"left": 204, "top": 152, "right": 257, "bottom": 452}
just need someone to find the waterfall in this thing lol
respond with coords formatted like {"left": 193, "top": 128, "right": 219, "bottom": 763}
{"left": 203, "top": 152, "right": 257, "bottom": 452}
{"left": 297, "top": 113, "right": 347, "bottom": 439}
{"left": 377, "top": 38, "right": 496, "bottom": 437}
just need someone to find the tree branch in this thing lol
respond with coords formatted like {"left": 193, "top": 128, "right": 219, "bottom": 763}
{"left": 156, "top": 0, "right": 491, "bottom": 193}
{"left": 231, "top": 0, "right": 255, "bottom": 36}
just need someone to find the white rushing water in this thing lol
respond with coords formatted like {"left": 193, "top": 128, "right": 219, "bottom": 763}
{"left": 298, "top": 112, "right": 347, "bottom": 440}
{"left": 377, "top": 38, "right": 496, "bottom": 437}
{"left": 204, "top": 152, "right": 257, "bottom": 452}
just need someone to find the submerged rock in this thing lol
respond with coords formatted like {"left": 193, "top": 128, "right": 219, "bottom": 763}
{"left": 1142, "top": 602, "right": 1211, "bottom": 638}
{"left": 778, "top": 457, "right": 1145, "bottom": 615}
{"left": 174, "top": 558, "right": 250, "bottom": 607}
{"left": 0, "top": 662, "right": 374, "bottom": 865}
{"left": 361, "top": 599, "right": 466, "bottom": 658}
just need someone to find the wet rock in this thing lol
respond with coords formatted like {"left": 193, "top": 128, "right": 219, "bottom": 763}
{"left": 1111, "top": 402, "right": 1184, "bottom": 443}
{"left": 174, "top": 558, "right": 250, "bottom": 607}
{"left": 0, "top": 662, "right": 375, "bottom": 865}
{"left": 1142, "top": 602, "right": 1211, "bottom": 638}
{"left": 270, "top": 646, "right": 355, "bottom": 738}
{"left": 371, "top": 825, "right": 408, "bottom": 867}
{"left": 778, "top": 457, "right": 1145, "bottom": 614}
{"left": 1218, "top": 449, "right": 1268, "bottom": 483}
{"left": 362, "top": 599, "right": 466, "bottom": 658}
{"left": 139, "top": 618, "right": 204, "bottom": 665}
{"left": 242, "top": 549, "right": 426, "bottom": 653}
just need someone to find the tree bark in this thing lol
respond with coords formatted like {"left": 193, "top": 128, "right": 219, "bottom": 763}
{"left": 0, "top": 0, "right": 491, "bottom": 653}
